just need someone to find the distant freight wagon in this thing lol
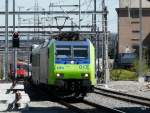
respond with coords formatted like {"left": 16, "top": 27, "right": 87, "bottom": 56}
{"left": 118, "top": 53, "right": 136, "bottom": 68}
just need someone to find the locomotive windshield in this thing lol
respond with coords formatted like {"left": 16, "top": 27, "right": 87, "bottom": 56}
{"left": 56, "top": 46, "right": 89, "bottom": 59}
{"left": 73, "top": 47, "right": 88, "bottom": 59}
{"left": 56, "top": 46, "right": 71, "bottom": 58}
{"left": 55, "top": 45, "right": 89, "bottom": 64}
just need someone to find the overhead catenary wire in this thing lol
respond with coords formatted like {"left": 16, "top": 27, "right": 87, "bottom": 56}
{"left": 59, "top": 6, "right": 79, "bottom": 27}
{"left": 81, "top": 0, "right": 93, "bottom": 22}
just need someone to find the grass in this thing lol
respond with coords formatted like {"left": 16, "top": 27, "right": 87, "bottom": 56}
{"left": 110, "top": 69, "right": 138, "bottom": 81}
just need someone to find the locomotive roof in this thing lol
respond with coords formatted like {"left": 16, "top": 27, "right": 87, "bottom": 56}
{"left": 31, "top": 39, "right": 90, "bottom": 54}
{"left": 55, "top": 40, "right": 89, "bottom": 46}
{"left": 52, "top": 32, "right": 80, "bottom": 41}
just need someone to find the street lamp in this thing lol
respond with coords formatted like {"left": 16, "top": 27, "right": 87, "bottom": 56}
{"left": 4, "top": 0, "right": 9, "bottom": 80}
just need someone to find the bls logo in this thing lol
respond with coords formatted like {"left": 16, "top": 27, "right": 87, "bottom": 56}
{"left": 57, "top": 66, "right": 64, "bottom": 70}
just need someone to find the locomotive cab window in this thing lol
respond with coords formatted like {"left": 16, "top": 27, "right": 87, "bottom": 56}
{"left": 56, "top": 46, "right": 71, "bottom": 59}
{"left": 73, "top": 46, "right": 88, "bottom": 59}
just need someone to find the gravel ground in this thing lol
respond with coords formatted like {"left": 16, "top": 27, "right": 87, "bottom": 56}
{"left": 84, "top": 93, "right": 150, "bottom": 112}
{"left": 21, "top": 101, "right": 72, "bottom": 113}
{"left": 98, "top": 81, "right": 150, "bottom": 99}
{"left": 85, "top": 93, "right": 141, "bottom": 108}
{"left": 94, "top": 81, "right": 150, "bottom": 113}
{"left": 2, "top": 101, "right": 72, "bottom": 113}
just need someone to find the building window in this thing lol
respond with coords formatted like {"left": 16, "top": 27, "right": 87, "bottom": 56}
{"left": 131, "top": 10, "right": 139, "bottom": 18}
{"left": 131, "top": 21, "right": 139, "bottom": 24}
{"left": 131, "top": 38, "right": 139, "bottom": 41}
{"left": 132, "top": 30, "right": 140, "bottom": 33}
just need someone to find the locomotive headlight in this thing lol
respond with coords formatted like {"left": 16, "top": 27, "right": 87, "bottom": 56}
{"left": 81, "top": 73, "right": 89, "bottom": 78}
{"left": 56, "top": 73, "right": 60, "bottom": 77}
{"left": 84, "top": 73, "right": 89, "bottom": 78}
{"left": 56, "top": 73, "right": 64, "bottom": 78}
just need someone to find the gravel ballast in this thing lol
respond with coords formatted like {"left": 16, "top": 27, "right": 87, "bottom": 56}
{"left": 101, "top": 81, "right": 150, "bottom": 99}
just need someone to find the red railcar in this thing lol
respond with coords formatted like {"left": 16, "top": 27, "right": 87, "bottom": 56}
{"left": 16, "top": 62, "right": 28, "bottom": 78}
{"left": 9, "top": 61, "right": 31, "bottom": 80}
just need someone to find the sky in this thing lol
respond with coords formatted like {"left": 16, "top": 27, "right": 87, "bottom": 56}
{"left": 0, "top": 0, "right": 119, "bottom": 33}
{"left": 106, "top": 0, "right": 119, "bottom": 33}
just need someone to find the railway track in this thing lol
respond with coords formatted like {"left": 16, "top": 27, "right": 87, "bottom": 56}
{"left": 28, "top": 85, "right": 126, "bottom": 113}
{"left": 94, "top": 87, "right": 150, "bottom": 107}
{"left": 58, "top": 99, "right": 126, "bottom": 113}
{"left": 81, "top": 100, "right": 126, "bottom": 113}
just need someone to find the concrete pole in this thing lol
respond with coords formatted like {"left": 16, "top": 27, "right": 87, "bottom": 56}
{"left": 94, "top": 0, "right": 96, "bottom": 31}
{"left": 71, "top": 19, "right": 74, "bottom": 31}
{"left": 102, "top": 0, "right": 110, "bottom": 85}
{"left": 13, "top": 0, "right": 15, "bottom": 30}
{"left": 13, "top": 0, "right": 18, "bottom": 80}
{"left": 4, "top": 0, "right": 9, "bottom": 80}
{"left": 92, "top": 14, "right": 97, "bottom": 79}
{"left": 138, "top": 0, "right": 144, "bottom": 82}
{"left": 79, "top": 0, "right": 81, "bottom": 30}
{"left": 14, "top": 49, "right": 17, "bottom": 79}
{"left": 3, "top": 51, "right": 6, "bottom": 80}
{"left": 97, "top": 27, "right": 101, "bottom": 81}
{"left": 102, "top": 0, "right": 105, "bottom": 82}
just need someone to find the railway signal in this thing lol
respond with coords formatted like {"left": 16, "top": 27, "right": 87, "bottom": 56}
{"left": 12, "top": 32, "right": 20, "bottom": 48}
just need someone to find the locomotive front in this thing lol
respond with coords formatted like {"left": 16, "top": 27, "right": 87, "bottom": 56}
{"left": 52, "top": 40, "right": 96, "bottom": 97}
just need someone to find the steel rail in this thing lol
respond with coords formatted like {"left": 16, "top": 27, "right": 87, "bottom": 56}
{"left": 94, "top": 87, "right": 150, "bottom": 107}
{"left": 58, "top": 99, "right": 126, "bottom": 113}
{"left": 58, "top": 100, "right": 87, "bottom": 113}
{"left": 32, "top": 86, "right": 126, "bottom": 113}
{"left": 26, "top": 83, "right": 126, "bottom": 113}
{"left": 28, "top": 85, "right": 86, "bottom": 113}
{"left": 82, "top": 100, "right": 126, "bottom": 113}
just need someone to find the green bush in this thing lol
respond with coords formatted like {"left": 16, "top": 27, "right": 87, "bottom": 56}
{"left": 110, "top": 69, "right": 137, "bottom": 81}
{"left": 131, "top": 58, "right": 149, "bottom": 76}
